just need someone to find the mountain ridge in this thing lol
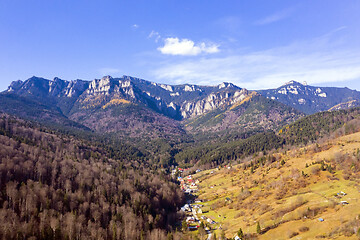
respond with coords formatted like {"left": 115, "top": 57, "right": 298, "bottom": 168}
{"left": 258, "top": 80, "right": 360, "bottom": 114}
{"left": 6, "top": 75, "right": 246, "bottom": 121}
{"left": 3, "top": 75, "right": 359, "bottom": 141}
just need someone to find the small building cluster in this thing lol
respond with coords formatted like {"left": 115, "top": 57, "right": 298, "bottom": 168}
{"left": 178, "top": 175, "right": 200, "bottom": 194}
{"left": 178, "top": 172, "right": 218, "bottom": 232}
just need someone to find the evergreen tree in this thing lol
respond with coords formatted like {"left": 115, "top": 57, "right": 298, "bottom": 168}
{"left": 256, "top": 222, "right": 261, "bottom": 234}
{"left": 237, "top": 227, "right": 244, "bottom": 239}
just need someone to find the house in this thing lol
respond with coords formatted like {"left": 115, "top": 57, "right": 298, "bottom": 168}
{"left": 234, "top": 236, "right": 241, "bottom": 240}
{"left": 207, "top": 218, "right": 215, "bottom": 224}
{"left": 192, "top": 208, "right": 197, "bottom": 215}
{"left": 188, "top": 226, "right": 199, "bottom": 231}
{"left": 185, "top": 189, "right": 192, "bottom": 194}
{"left": 183, "top": 204, "right": 191, "bottom": 211}
{"left": 186, "top": 216, "right": 195, "bottom": 223}
{"left": 318, "top": 218, "right": 324, "bottom": 222}
{"left": 337, "top": 191, "right": 347, "bottom": 196}
{"left": 196, "top": 169, "right": 201, "bottom": 173}
{"left": 193, "top": 204, "right": 203, "bottom": 208}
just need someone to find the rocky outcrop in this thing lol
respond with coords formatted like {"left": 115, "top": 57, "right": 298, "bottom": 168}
{"left": 180, "top": 89, "right": 249, "bottom": 118}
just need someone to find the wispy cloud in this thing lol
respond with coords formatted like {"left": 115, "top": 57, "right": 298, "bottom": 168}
{"left": 151, "top": 29, "right": 360, "bottom": 89}
{"left": 255, "top": 8, "right": 294, "bottom": 25}
{"left": 131, "top": 24, "right": 139, "bottom": 30}
{"left": 215, "top": 16, "right": 242, "bottom": 33}
{"left": 158, "top": 37, "right": 219, "bottom": 56}
{"left": 98, "top": 68, "right": 120, "bottom": 76}
{"left": 148, "top": 30, "right": 161, "bottom": 43}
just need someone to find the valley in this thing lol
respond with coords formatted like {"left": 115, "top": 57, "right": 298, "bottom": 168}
{"left": 2, "top": 1, "right": 360, "bottom": 239}
{"left": 1, "top": 76, "right": 360, "bottom": 239}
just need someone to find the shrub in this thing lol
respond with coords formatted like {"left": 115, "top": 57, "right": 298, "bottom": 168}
{"left": 287, "top": 231, "right": 299, "bottom": 238}
{"left": 299, "top": 226, "right": 309, "bottom": 232}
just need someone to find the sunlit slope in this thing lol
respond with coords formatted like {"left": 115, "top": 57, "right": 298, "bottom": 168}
{"left": 193, "top": 131, "right": 360, "bottom": 239}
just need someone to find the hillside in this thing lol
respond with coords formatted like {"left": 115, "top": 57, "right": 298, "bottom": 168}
{"left": 0, "top": 93, "right": 89, "bottom": 131}
{"left": 183, "top": 130, "right": 360, "bottom": 239}
{"left": 279, "top": 107, "right": 360, "bottom": 145}
{"left": 0, "top": 114, "right": 185, "bottom": 240}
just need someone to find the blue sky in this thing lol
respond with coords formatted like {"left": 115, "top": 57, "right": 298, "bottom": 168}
{"left": 1, "top": 0, "right": 360, "bottom": 91}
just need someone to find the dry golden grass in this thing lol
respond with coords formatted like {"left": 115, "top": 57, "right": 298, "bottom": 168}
{"left": 191, "top": 131, "right": 360, "bottom": 239}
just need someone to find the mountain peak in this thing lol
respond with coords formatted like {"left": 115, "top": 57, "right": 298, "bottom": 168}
{"left": 101, "top": 75, "right": 113, "bottom": 81}
{"left": 281, "top": 80, "right": 308, "bottom": 87}
{"left": 281, "top": 80, "right": 298, "bottom": 86}
{"left": 53, "top": 77, "right": 63, "bottom": 82}
{"left": 218, "top": 82, "right": 236, "bottom": 89}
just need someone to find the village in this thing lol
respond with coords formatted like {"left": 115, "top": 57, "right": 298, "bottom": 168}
{"left": 171, "top": 167, "right": 222, "bottom": 239}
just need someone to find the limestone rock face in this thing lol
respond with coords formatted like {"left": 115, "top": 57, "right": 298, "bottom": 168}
{"left": 180, "top": 89, "right": 249, "bottom": 118}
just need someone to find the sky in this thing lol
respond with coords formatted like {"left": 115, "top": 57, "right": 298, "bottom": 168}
{"left": 1, "top": 0, "right": 360, "bottom": 91}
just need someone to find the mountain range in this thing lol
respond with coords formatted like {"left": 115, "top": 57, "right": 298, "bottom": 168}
{"left": 1, "top": 76, "right": 360, "bottom": 140}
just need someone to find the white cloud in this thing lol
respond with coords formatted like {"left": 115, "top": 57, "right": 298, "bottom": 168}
{"left": 158, "top": 37, "right": 219, "bottom": 56}
{"left": 255, "top": 8, "right": 294, "bottom": 25}
{"left": 151, "top": 31, "right": 360, "bottom": 90}
{"left": 148, "top": 30, "right": 161, "bottom": 43}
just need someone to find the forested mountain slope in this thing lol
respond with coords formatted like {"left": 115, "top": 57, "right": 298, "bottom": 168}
{"left": 0, "top": 114, "right": 185, "bottom": 240}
